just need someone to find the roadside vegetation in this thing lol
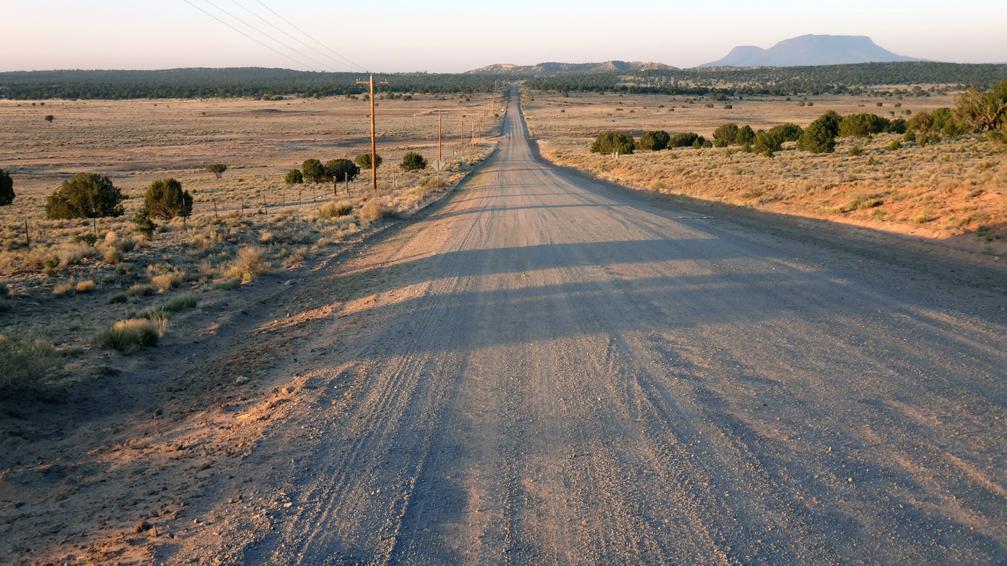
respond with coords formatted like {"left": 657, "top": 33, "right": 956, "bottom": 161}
{"left": 525, "top": 82, "right": 1007, "bottom": 248}
{"left": 0, "top": 91, "right": 504, "bottom": 395}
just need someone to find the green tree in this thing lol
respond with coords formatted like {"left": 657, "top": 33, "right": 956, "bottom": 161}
{"left": 713, "top": 123, "right": 740, "bottom": 147}
{"left": 590, "top": 132, "right": 635, "bottom": 155}
{"left": 797, "top": 112, "right": 841, "bottom": 153}
{"left": 767, "top": 123, "right": 803, "bottom": 142}
{"left": 637, "top": 130, "right": 671, "bottom": 151}
{"left": 285, "top": 169, "right": 303, "bottom": 184}
{"left": 355, "top": 153, "right": 383, "bottom": 169}
{"left": 839, "top": 113, "right": 890, "bottom": 138}
{"left": 45, "top": 173, "right": 125, "bottom": 225}
{"left": 735, "top": 125, "right": 756, "bottom": 145}
{"left": 0, "top": 169, "right": 13, "bottom": 206}
{"left": 956, "top": 80, "right": 1007, "bottom": 133}
{"left": 325, "top": 159, "right": 359, "bottom": 182}
{"left": 206, "top": 163, "right": 228, "bottom": 179}
{"left": 752, "top": 129, "right": 783, "bottom": 157}
{"left": 301, "top": 159, "right": 327, "bottom": 183}
{"left": 400, "top": 152, "right": 428, "bottom": 171}
{"left": 886, "top": 119, "right": 908, "bottom": 134}
{"left": 669, "top": 132, "right": 704, "bottom": 148}
{"left": 144, "top": 178, "right": 193, "bottom": 221}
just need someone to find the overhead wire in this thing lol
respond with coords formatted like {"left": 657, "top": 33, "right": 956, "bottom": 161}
{"left": 199, "top": 0, "right": 332, "bottom": 70}
{"left": 180, "top": 0, "right": 318, "bottom": 70}
{"left": 229, "top": 0, "right": 364, "bottom": 73}
{"left": 251, "top": 0, "right": 368, "bottom": 72}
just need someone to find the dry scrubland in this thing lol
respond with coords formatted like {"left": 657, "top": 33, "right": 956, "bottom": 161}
{"left": 523, "top": 90, "right": 1007, "bottom": 256}
{"left": 0, "top": 93, "right": 503, "bottom": 392}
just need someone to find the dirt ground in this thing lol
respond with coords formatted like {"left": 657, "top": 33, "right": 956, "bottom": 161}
{"left": 521, "top": 90, "right": 1007, "bottom": 259}
{"left": 2, "top": 87, "right": 1004, "bottom": 564}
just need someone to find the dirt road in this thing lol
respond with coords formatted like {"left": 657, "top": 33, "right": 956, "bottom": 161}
{"left": 143, "top": 89, "right": 1006, "bottom": 564}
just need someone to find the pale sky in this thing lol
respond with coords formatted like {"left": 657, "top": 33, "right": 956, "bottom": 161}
{"left": 2, "top": 0, "right": 1005, "bottom": 72}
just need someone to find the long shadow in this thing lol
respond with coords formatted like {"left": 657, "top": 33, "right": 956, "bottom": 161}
{"left": 519, "top": 127, "right": 1007, "bottom": 294}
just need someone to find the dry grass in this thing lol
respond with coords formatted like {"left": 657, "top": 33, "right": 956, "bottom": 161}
{"left": 94, "top": 319, "right": 162, "bottom": 354}
{"left": 0, "top": 93, "right": 503, "bottom": 389}
{"left": 224, "top": 246, "right": 271, "bottom": 283}
{"left": 359, "top": 200, "right": 396, "bottom": 225}
{"left": 0, "top": 334, "right": 63, "bottom": 392}
{"left": 524, "top": 90, "right": 1007, "bottom": 249}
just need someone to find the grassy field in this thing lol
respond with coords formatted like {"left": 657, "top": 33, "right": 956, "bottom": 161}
{"left": 522, "top": 90, "right": 1006, "bottom": 255}
{"left": 0, "top": 93, "right": 504, "bottom": 392}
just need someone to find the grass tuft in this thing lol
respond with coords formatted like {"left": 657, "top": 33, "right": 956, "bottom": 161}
{"left": 0, "top": 334, "right": 63, "bottom": 392}
{"left": 94, "top": 319, "right": 162, "bottom": 354}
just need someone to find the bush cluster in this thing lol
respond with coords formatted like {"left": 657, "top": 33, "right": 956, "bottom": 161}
{"left": 45, "top": 173, "right": 125, "bottom": 220}
{"left": 400, "top": 152, "right": 428, "bottom": 171}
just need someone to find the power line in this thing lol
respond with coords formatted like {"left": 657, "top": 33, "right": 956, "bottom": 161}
{"left": 229, "top": 0, "right": 361, "bottom": 72}
{"left": 200, "top": 0, "right": 332, "bottom": 70}
{"left": 251, "top": 0, "right": 368, "bottom": 72}
{"left": 180, "top": 0, "right": 316, "bottom": 70}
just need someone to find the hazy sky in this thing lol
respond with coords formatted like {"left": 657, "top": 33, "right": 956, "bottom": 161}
{"left": 3, "top": 0, "right": 1005, "bottom": 72}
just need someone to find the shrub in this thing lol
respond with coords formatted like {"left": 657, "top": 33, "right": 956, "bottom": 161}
{"left": 325, "top": 159, "right": 359, "bottom": 182}
{"left": 421, "top": 175, "right": 448, "bottom": 189}
{"left": 302, "top": 159, "right": 327, "bottom": 182}
{"left": 713, "top": 123, "right": 740, "bottom": 147}
{"left": 886, "top": 119, "right": 908, "bottom": 134}
{"left": 224, "top": 246, "right": 270, "bottom": 283}
{"left": 669, "top": 132, "right": 704, "bottom": 148}
{"left": 0, "top": 335, "right": 63, "bottom": 392}
{"left": 108, "top": 292, "right": 128, "bottom": 304}
{"left": 956, "top": 80, "right": 1007, "bottom": 133}
{"left": 637, "top": 130, "right": 671, "bottom": 151}
{"left": 319, "top": 202, "right": 354, "bottom": 219}
{"left": 767, "top": 123, "right": 803, "bottom": 143}
{"left": 359, "top": 201, "right": 395, "bottom": 225}
{"left": 163, "top": 292, "right": 199, "bottom": 313}
{"left": 206, "top": 163, "right": 228, "bottom": 179}
{"left": 44, "top": 114, "right": 55, "bottom": 123}
{"left": 887, "top": 140, "right": 903, "bottom": 151}
{"left": 94, "top": 319, "right": 161, "bottom": 354}
{"left": 590, "top": 132, "right": 635, "bottom": 155}
{"left": 848, "top": 145, "right": 864, "bottom": 156}
{"left": 151, "top": 271, "right": 185, "bottom": 293}
{"left": 144, "top": 178, "right": 193, "bottom": 221}
{"left": 285, "top": 169, "right": 303, "bottom": 185}
{"left": 45, "top": 173, "right": 125, "bottom": 221}
{"left": 75, "top": 279, "right": 95, "bottom": 294}
{"left": 798, "top": 112, "right": 841, "bottom": 153}
{"left": 132, "top": 208, "right": 156, "bottom": 235}
{"left": 53, "top": 279, "right": 77, "bottom": 297}
{"left": 400, "top": 152, "right": 428, "bottom": 171}
{"left": 735, "top": 125, "right": 756, "bottom": 145}
{"left": 355, "top": 153, "right": 382, "bottom": 169}
{"left": 0, "top": 169, "right": 13, "bottom": 206}
{"left": 839, "top": 113, "right": 890, "bottom": 138}
{"left": 127, "top": 283, "right": 154, "bottom": 297}
{"left": 752, "top": 130, "right": 783, "bottom": 157}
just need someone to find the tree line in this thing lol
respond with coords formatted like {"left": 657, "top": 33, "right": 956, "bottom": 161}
{"left": 589, "top": 80, "right": 1007, "bottom": 158}
{"left": 0, "top": 68, "right": 508, "bottom": 100}
{"left": 526, "top": 62, "right": 1007, "bottom": 97}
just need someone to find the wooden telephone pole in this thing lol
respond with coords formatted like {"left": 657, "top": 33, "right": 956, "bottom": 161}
{"left": 355, "top": 74, "right": 388, "bottom": 191}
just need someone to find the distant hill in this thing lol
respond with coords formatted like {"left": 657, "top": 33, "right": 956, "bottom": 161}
{"left": 701, "top": 35, "right": 917, "bottom": 68}
{"left": 467, "top": 61, "right": 676, "bottom": 75}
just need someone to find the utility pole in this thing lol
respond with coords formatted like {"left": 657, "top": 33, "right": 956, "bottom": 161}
{"left": 355, "top": 74, "right": 388, "bottom": 191}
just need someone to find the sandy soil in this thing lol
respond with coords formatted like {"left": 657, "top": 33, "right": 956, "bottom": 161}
{"left": 521, "top": 90, "right": 1007, "bottom": 257}
{"left": 2, "top": 89, "right": 1006, "bottom": 564}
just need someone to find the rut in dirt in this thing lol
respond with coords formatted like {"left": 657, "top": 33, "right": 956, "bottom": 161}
{"left": 218, "top": 87, "right": 1007, "bottom": 565}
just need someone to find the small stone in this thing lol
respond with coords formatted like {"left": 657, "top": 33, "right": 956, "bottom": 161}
{"left": 235, "top": 376, "right": 250, "bottom": 385}
{"left": 134, "top": 520, "right": 153, "bottom": 534}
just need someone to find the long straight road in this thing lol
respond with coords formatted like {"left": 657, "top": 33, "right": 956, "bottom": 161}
{"left": 221, "top": 89, "right": 1007, "bottom": 564}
